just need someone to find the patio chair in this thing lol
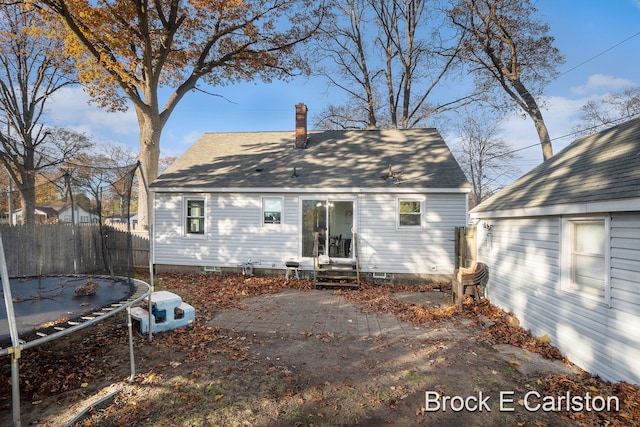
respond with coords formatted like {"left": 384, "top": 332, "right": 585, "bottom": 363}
{"left": 451, "top": 262, "right": 487, "bottom": 309}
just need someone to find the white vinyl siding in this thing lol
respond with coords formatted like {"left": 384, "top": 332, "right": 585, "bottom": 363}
{"left": 358, "top": 193, "right": 466, "bottom": 274}
{"left": 154, "top": 191, "right": 467, "bottom": 275}
{"left": 476, "top": 212, "right": 640, "bottom": 384}
{"left": 154, "top": 193, "right": 299, "bottom": 268}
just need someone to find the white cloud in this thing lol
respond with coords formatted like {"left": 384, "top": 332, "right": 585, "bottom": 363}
{"left": 495, "top": 95, "right": 592, "bottom": 174}
{"left": 157, "top": 127, "right": 200, "bottom": 158}
{"left": 500, "top": 96, "right": 585, "bottom": 145}
{"left": 570, "top": 74, "right": 635, "bottom": 95}
{"left": 180, "top": 130, "right": 202, "bottom": 146}
{"left": 47, "top": 87, "right": 139, "bottom": 144}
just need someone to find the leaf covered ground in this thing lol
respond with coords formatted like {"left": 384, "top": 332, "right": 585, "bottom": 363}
{"left": 1, "top": 273, "right": 639, "bottom": 426}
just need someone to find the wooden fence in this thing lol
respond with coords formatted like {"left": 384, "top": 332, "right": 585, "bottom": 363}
{"left": 103, "top": 226, "right": 150, "bottom": 274}
{"left": 454, "top": 225, "right": 477, "bottom": 269}
{"left": 0, "top": 223, "right": 149, "bottom": 277}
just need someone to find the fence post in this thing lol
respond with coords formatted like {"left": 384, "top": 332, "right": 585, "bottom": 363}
{"left": 454, "top": 225, "right": 479, "bottom": 270}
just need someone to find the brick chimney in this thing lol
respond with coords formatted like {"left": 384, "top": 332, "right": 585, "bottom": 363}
{"left": 295, "top": 102, "right": 308, "bottom": 148}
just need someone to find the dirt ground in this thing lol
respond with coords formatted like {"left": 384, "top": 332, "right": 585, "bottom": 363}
{"left": 1, "top": 274, "right": 638, "bottom": 426}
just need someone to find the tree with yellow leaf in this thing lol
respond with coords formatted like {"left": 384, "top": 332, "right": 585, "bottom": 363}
{"left": 0, "top": 4, "right": 87, "bottom": 225}
{"left": 32, "top": 0, "right": 325, "bottom": 228}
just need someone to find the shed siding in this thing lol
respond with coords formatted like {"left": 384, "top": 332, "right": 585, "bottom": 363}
{"left": 153, "top": 191, "right": 466, "bottom": 275}
{"left": 476, "top": 212, "right": 640, "bottom": 384}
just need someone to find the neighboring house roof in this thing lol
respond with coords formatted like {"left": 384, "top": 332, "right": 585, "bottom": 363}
{"left": 472, "top": 117, "right": 640, "bottom": 214}
{"left": 12, "top": 207, "right": 58, "bottom": 218}
{"left": 151, "top": 129, "right": 470, "bottom": 191}
{"left": 38, "top": 201, "right": 93, "bottom": 215}
{"left": 35, "top": 206, "right": 60, "bottom": 218}
{"left": 38, "top": 201, "right": 72, "bottom": 215}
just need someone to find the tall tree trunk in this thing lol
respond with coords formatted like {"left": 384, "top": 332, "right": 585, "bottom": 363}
{"left": 19, "top": 174, "right": 36, "bottom": 225}
{"left": 514, "top": 82, "right": 554, "bottom": 161}
{"left": 384, "top": 38, "right": 397, "bottom": 128}
{"left": 531, "top": 109, "right": 554, "bottom": 161}
{"left": 136, "top": 114, "right": 161, "bottom": 230}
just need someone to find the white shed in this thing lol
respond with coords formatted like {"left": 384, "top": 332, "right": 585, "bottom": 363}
{"left": 471, "top": 117, "right": 640, "bottom": 384}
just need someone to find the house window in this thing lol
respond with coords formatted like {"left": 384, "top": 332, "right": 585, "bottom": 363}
{"left": 262, "top": 197, "right": 282, "bottom": 225}
{"left": 186, "top": 199, "right": 205, "bottom": 234}
{"left": 398, "top": 199, "right": 422, "bottom": 227}
{"left": 562, "top": 217, "right": 609, "bottom": 300}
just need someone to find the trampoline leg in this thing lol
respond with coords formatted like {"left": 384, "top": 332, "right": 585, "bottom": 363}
{"left": 11, "top": 348, "right": 21, "bottom": 427}
{"left": 127, "top": 308, "right": 135, "bottom": 383}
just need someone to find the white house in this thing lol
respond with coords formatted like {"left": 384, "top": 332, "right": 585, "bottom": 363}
{"left": 56, "top": 204, "right": 99, "bottom": 224}
{"left": 12, "top": 202, "right": 99, "bottom": 224}
{"left": 150, "top": 104, "right": 471, "bottom": 281}
{"left": 471, "top": 117, "right": 640, "bottom": 384}
{"left": 11, "top": 206, "right": 58, "bottom": 224}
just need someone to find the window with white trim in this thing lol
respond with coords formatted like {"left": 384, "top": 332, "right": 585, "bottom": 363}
{"left": 398, "top": 199, "right": 422, "bottom": 227}
{"left": 186, "top": 199, "right": 205, "bottom": 235}
{"left": 262, "top": 197, "right": 282, "bottom": 225}
{"left": 561, "top": 217, "right": 609, "bottom": 300}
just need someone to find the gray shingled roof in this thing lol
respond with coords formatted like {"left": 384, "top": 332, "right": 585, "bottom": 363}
{"left": 151, "top": 129, "right": 470, "bottom": 190}
{"left": 472, "top": 117, "right": 640, "bottom": 213}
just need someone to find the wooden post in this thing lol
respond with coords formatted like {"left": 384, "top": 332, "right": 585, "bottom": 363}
{"left": 454, "top": 226, "right": 468, "bottom": 270}
{"left": 460, "top": 227, "right": 467, "bottom": 269}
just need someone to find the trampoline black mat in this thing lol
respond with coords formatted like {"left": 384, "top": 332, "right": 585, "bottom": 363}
{"left": 1, "top": 275, "right": 135, "bottom": 346}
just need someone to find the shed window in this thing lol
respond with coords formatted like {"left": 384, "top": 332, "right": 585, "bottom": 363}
{"left": 186, "top": 199, "right": 205, "bottom": 234}
{"left": 398, "top": 200, "right": 422, "bottom": 227}
{"left": 562, "top": 217, "right": 609, "bottom": 301}
{"left": 263, "top": 198, "right": 282, "bottom": 225}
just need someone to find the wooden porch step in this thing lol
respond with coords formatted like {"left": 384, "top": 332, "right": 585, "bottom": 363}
{"left": 315, "top": 282, "right": 360, "bottom": 289}
{"left": 316, "top": 275, "right": 357, "bottom": 281}
{"left": 315, "top": 267, "right": 359, "bottom": 289}
{"left": 313, "top": 233, "right": 361, "bottom": 289}
{"left": 314, "top": 277, "right": 360, "bottom": 289}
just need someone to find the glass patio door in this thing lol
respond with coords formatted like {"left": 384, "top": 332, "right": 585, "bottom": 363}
{"left": 301, "top": 199, "right": 354, "bottom": 258}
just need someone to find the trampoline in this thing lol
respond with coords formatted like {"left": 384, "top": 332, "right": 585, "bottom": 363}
{"left": 0, "top": 275, "right": 146, "bottom": 347}
{"left": 2, "top": 162, "right": 155, "bottom": 427}
{"left": 1, "top": 273, "right": 150, "bottom": 426}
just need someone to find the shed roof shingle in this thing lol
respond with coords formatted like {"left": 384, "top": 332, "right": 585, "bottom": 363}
{"left": 151, "top": 128, "right": 470, "bottom": 190}
{"left": 472, "top": 117, "right": 640, "bottom": 213}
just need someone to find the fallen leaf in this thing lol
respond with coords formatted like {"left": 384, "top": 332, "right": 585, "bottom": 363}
{"left": 537, "top": 335, "right": 551, "bottom": 344}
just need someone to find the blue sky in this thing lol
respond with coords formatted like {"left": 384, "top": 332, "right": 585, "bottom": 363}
{"left": 48, "top": 0, "right": 640, "bottom": 178}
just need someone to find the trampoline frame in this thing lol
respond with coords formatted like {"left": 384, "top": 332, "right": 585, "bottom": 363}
{"left": 1, "top": 162, "right": 157, "bottom": 427}
{"left": 1, "top": 272, "right": 151, "bottom": 426}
